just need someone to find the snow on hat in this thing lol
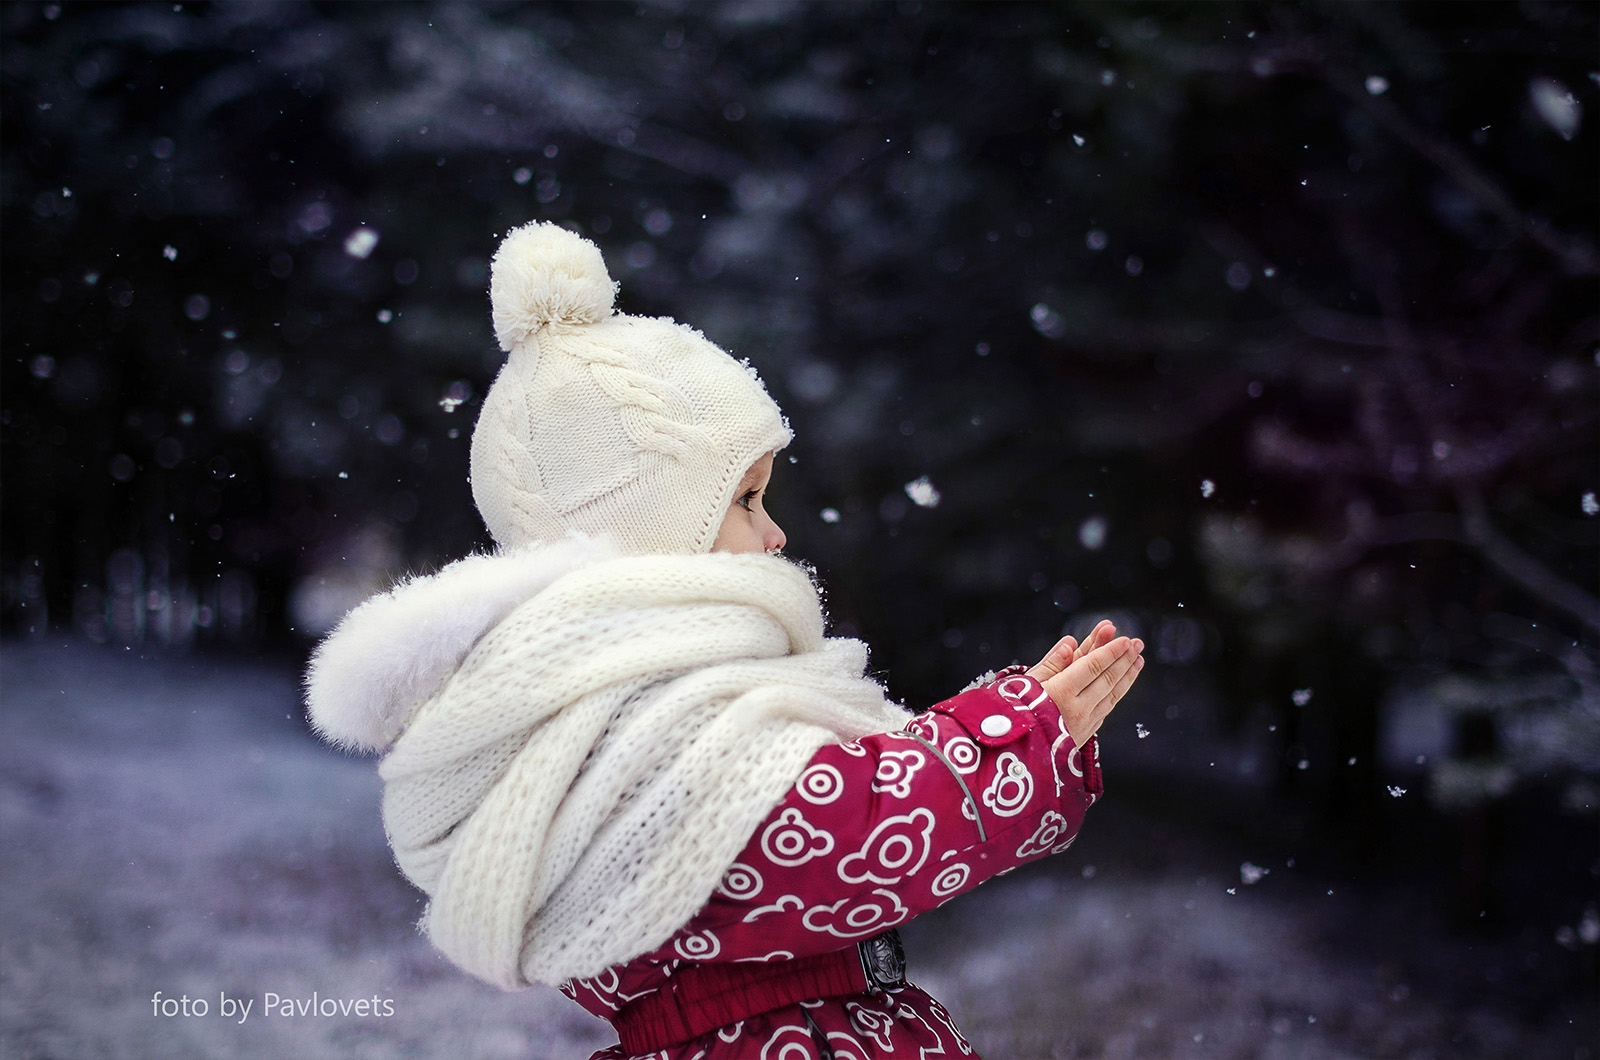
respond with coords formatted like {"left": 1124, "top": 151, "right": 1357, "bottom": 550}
{"left": 470, "top": 222, "right": 792, "bottom": 556}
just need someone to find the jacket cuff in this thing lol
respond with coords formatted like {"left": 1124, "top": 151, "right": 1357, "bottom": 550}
{"left": 976, "top": 665, "right": 1104, "bottom": 802}
{"left": 928, "top": 680, "right": 1039, "bottom": 747}
{"left": 1080, "top": 734, "right": 1104, "bottom": 802}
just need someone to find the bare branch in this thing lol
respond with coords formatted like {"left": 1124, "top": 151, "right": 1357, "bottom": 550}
{"left": 1457, "top": 488, "right": 1600, "bottom": 637}
{"left": 1315, "top": 63, "right": 1600, "bottom": 277}
{"left": 1220, "top": 28, "right": 1600, "bottom": 277}
{"left": 1293, "top": 499, "right": 1600, "bottom": 638}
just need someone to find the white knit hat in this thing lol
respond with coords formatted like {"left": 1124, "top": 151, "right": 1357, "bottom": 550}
{"left": 469, "top": 222, "right": 792, "bottom": 556}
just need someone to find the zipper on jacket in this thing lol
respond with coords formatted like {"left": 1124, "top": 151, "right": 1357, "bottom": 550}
{"left": 901, "top": 729, "right": 988, "bottom": 844}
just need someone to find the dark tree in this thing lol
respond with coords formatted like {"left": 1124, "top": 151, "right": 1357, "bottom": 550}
{"left": 3, "top": 3, "right": 1596, "bottom": 1028}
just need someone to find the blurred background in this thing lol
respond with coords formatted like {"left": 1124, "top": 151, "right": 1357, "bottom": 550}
{"left": 2, "top": 2, "right": 1596, "bottom": 1057}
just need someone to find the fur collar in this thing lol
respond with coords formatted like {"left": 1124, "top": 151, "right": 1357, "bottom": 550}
{"left": 304, "top": 535, "right": 618, "bottom": 753}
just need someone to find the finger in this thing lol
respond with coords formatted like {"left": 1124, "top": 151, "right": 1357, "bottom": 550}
{"left": 1047, "top": 634, "right": 1079, "bottom": 668}
{"left": 1026, "top": 635, "right": 1077, "bottom": 682}
{"left": 1088, "top": 620, "right": 1117, "bottom": 649}
{"left": 1075, "top": 637, "right": 1144, "bottom": 714}
{"left": 1077, "top": 621, "right": 1115, "bottom": 656}
{"left": 1071, "top": 655, "right": 1144, "bottom": 746}
{"left": 1090, "top": 653, "right": 1144, "bottom": 730}
{"left": 1049, "top": 637, "right": 1133, "bottom": 697}
{"left": 1079, "top": 644, "right": 1140, "bottom": 707}
{"left": 1060, "top": 622, "right": 1114, "bottom": 669}
{"left": 1110, "top": 651, "right": 1144, "bottom": 705}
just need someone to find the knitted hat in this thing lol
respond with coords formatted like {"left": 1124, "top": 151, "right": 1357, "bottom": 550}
{"left": 470, "top": 222, "right": 792, "bottom": 556}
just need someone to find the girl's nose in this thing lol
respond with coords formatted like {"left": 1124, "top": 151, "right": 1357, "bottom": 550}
{"left": 765, "top": 519, "right": 787, "bottom": 554}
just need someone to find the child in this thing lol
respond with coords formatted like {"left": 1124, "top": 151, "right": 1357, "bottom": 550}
{"left": 306, "top": 223, "right": 1143, "bottom": 1058}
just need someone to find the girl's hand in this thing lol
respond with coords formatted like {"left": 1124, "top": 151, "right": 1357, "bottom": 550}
{"left": 1038, "top": 633, "right": 1144, "bottom": 746}
{"left": 1025, "top": 620, "right": 1117, "bottom": 684}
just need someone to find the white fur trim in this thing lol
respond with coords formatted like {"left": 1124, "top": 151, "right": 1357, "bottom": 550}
{"left": 304, "top": 536, "right": 617, "bottom": 752}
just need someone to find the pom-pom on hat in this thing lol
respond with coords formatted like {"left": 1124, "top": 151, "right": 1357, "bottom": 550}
{"left": 470, "top": 222, "right": 792, "bottom": 556}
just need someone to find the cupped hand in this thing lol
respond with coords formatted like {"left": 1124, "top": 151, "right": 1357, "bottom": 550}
{"left": 1025, "top": 620, "right": 1117, "bottom": 684}
{"left": 1035, "top": 629, "right": 1144, "bottom": 746}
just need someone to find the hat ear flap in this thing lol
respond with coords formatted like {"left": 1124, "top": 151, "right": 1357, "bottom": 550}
{"left": 470, "top": 340, "right": 566, "bottom": 549}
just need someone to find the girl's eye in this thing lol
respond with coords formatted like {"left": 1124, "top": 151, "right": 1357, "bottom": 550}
{"left": 737, "top": 490, "right": 758, "bottom": 511}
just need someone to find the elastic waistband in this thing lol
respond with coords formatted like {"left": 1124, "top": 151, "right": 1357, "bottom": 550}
{"left": 612, "top": 931, "right": 906, "bottom": 1054}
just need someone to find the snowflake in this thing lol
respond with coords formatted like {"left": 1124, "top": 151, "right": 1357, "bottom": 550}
{"left": 903, "top": 477, "right": 941, "bottom": 508}
{"left": 343, "top": 227, "right": 380, "bottom": 259}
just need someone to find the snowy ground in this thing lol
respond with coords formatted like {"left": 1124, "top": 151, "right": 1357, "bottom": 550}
{"left": 1, "top": 640, "right": 1587, "bottom": 1059}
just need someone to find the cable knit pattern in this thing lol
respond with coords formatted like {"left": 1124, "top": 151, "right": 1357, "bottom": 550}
{"left": 328, "top": 546, "right": 907, "bottom": 989}
{"left": 470, "top": 222, "right": 791, "bottom": 557}
{"left": 584, "top": 346, "right": 718, "bottom": 467}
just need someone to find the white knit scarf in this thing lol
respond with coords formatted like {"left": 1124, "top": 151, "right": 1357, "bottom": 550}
{"left": 305, "top": 537, "right": 906, "bottom": 988}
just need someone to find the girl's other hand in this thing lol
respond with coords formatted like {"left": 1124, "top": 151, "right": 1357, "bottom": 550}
{"left": 1040, "top": 634, "right": 1144, "bottom": 746}
{"left": 1025, "top": 620, "right": 1117, "bottom": 684}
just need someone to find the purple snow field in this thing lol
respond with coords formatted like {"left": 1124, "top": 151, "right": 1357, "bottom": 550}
{"left": 0, "top": 640, "right": 1584, "bottom": 1059}
{"left": 1, "top": 640, "right": 611, "bottom": 1060}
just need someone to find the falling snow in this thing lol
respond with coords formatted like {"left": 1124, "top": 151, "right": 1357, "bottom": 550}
{"left": 436, "top": 380, "right": 471, "bottom": 413}
{"left": 904, "top": 476, "right": 942, "bottom": 508}
{"left": 343, "top": 226, "right": 380, "bottom": 259}
{"left": 1030, "top": 302, "right": 1066, "bottom": 338}
{"left": 1580, "top": 906, "right": 1600, "bottom": 945}
{"left": 1, "top": 11, "right": 1587, "bottom": 1057}
{"left": 1529, "top": 77, "right": 1582, "bottom": 140}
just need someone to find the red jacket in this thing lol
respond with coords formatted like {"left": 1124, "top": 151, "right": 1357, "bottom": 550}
{"left": 563, "top": 668, "right": 1103, "bottom": 1059}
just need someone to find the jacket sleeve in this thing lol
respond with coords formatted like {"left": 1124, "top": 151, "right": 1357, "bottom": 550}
{"left": 663, "top": 668, "right": 1103, "bottom": 964}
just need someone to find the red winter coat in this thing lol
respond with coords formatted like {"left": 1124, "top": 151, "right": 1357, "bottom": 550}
{"left": 562, "top": 668, "right": 1103, "bottom": 1059}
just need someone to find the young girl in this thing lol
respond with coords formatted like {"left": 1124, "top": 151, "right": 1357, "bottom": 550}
{"left": 306, "top": 223, "right": 1143, "bottom": 1058}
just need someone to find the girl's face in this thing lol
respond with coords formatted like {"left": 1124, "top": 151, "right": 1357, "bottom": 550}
{"left": 711, "top": 451, "right": 786, "bottom": 554}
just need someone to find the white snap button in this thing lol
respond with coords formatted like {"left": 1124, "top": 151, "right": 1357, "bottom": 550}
{"left": 980, "top": 715, "right": 1012, "bottom": 738}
